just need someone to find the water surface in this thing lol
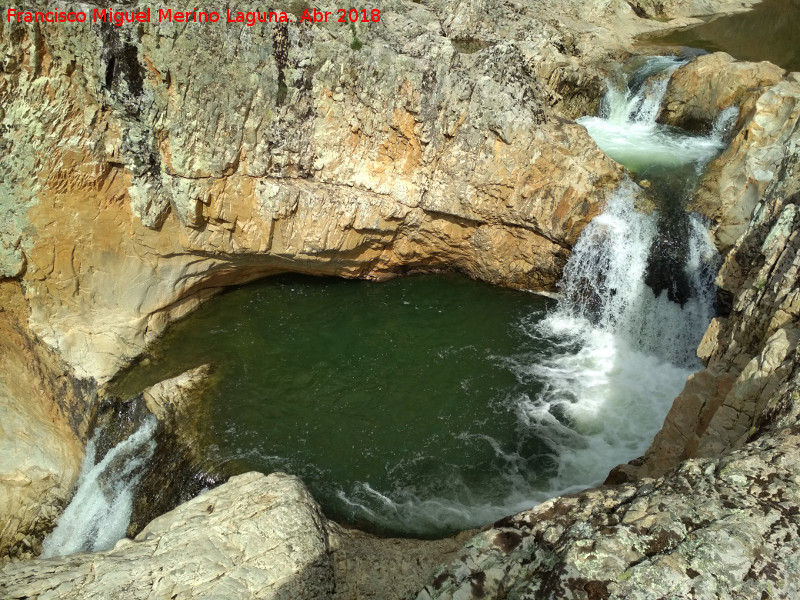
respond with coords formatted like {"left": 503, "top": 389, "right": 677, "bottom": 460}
{"left": 639, "top": 0, "right": 800, "bottom": 72}
{"left": 113, "top": 275, "right": 561, "bottom": 536}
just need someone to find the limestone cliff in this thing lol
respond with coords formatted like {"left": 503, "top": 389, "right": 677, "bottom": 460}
{"left": 0, "top": 0, "right": 658, "bottom": 560}
{"left": 3, "top": 0, "right": 800, "bottom": 597}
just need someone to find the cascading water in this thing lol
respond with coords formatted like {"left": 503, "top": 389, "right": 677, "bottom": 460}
{"left": 41, "top": 417, "right": 157, "bottom": 558}
{"left": 509, "top": 55, "right": 728, "bottom": 496}
{"left": 73, "top": 55, "right": 733, "bottom": 542}
{"left": 511, "top": 184, "right": 718, "bottom": 496}
{"left": 577, "top": 56, "right": 737, "bottom": 175}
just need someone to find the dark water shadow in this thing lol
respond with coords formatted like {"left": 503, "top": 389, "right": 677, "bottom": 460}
{"left": 638, "top": 0, "right": 800, "bottom": 72}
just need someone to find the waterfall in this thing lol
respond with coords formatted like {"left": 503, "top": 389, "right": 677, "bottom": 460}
{"left": 41, "top": 417, "right": 157, "bottom": 558}
{"left": 554, "top": 182, "right": 719, "bottom": 366}
{"left": 511, "top": 184, "right": 718, "bottom": 495}
{"left": 577, "top": 56, "right": 736, "bottom": 174}
{"left": 507, "top": 56, "right": 727, "bottom": 496}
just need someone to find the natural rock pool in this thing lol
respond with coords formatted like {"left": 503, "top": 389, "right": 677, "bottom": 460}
{"left": 105, "top": 210, "right": 709, "bottom": 539}
{"left": 638, "top": 0, "right": 800, "bottom": 72}
{"left": 79, "top": 55, "right": 728, "bottom": 544}
{"left": 110, "top": 275, "right": 559, "bottom": 537}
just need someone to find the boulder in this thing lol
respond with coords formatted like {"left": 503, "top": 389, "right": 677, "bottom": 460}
{"left": 659, "top": 52, "right": 785, "bottom": 132}
{"left": 0, "top": 471, "right": 471, "bottom": 600}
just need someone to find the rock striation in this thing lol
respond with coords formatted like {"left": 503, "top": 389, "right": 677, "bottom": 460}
{"left": 0, "top": 471, "right": 471, "bottom": 600}
{"left": 0, "top": 0, "right": 663, "bottom": 556}
{"left": 0, "top": 282, "right": 90, "bottom": 565}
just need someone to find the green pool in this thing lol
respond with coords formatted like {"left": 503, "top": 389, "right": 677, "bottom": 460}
{"left": 112, "top": 274, "right": 559, "bottom": 537}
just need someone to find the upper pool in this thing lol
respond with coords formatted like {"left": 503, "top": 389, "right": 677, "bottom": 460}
{"left": 638, "top": 0, "right": 800, "bottom": 72}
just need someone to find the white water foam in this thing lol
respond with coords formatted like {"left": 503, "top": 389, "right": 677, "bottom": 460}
{"left": 41, "top": 417, "right": 157, "bottom": 558}
{"left": 508, "top": 183, "right": 719, "bottom": 495}
{"left": 577, "top": 56, "right": 736, "bottom": 172}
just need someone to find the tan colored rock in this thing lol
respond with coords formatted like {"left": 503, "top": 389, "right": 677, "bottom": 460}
{"left": 142, "top": 364, "right": 213, "bottom": 438}
{"left": 0, "top": 471, "right": 470, "bottom": 600}
{"left": 691, "top": 79, "right": 800, "bottom": 250}
{"left": 659, "top": 52, "right": 785, "bottom": 131}
{"left": 635, "top": 75, "right": 800, "bottom": 479}
{"left": 0, "top": 283, "right": 88, "bottom": 564}
{"left": 0, "top": 1, "right": 643, "bottom": 385}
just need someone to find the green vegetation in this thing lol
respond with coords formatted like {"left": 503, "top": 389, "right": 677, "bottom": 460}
{"left": 350, "top": 23, "right": 363, "bottom": 50}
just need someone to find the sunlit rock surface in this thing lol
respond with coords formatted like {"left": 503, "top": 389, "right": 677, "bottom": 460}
{"left": 0, "top": 472, "right": 471, "bottom": 600}
{"left": 2, "top": 0, "right": 800, "bottom": 597}
{"left": 0, "top": 283, "right": 89, "bottom": 565}
{"left": 0, "top": 0, "right": 638, "bottom": 385}
{"left": 417, "top": 422, "right": 800, "bottom": 599}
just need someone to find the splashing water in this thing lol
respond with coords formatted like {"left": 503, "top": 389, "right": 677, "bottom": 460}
{"left": 577, "top": 56, "right": 737, "bottom": 175}
{"left": 510, "top": 183, "right": 719, "bottom": 496}
{"left": 41, "top": 417, "right": 157, "bottom": 558}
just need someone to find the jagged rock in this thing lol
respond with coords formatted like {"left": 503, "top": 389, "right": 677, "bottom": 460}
{"left": 659, "top": 52, "right": 785, "bottom": 131}
{"left": 691, "top": 78, "right": 800, "bottom": 250}
{"left": 637, "top": 88, "right": 800, "bottom": 478}
{"left": 416, "top": 420, "right": 800, "bottom": 599}
{"left": 0, "top": 472, "right": 471, "bottom": 600}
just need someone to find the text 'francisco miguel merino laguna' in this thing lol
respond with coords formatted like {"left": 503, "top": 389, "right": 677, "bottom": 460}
{"left": 6, "top": 7, "right": 383, "bottom": 25}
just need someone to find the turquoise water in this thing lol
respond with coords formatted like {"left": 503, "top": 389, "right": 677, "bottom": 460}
{"left": 113, "top": 274, "right": 561, "bottom": 537}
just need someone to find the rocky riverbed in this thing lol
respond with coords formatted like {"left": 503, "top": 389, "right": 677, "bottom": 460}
{"left": 1, "top": 0, "right": 799, "bottom": 598}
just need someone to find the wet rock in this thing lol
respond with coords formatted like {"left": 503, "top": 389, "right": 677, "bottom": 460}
{"left": 127, "top": 365, "right": 224, "bottom": 538}
{"left": 638, "top": 100, "right": 800, "bottom": 478}
{"left": 0, "top": 283, "right": 90, "bottom": 565}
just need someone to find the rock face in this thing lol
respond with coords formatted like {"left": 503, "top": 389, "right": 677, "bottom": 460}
{"left": 659, "top": 52, "right": 785, "bottom": 132}
{"left": 0, "top": 282, "right": 89, "bottom": 564}
{"left": 0, "top": 0, "right": 634, "bottom": 386}
{"left": 0, "top": 471, "right": 471, "bottom": 600}
{"left": 689, "top": 76, "right": 800, "bottom": 251}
